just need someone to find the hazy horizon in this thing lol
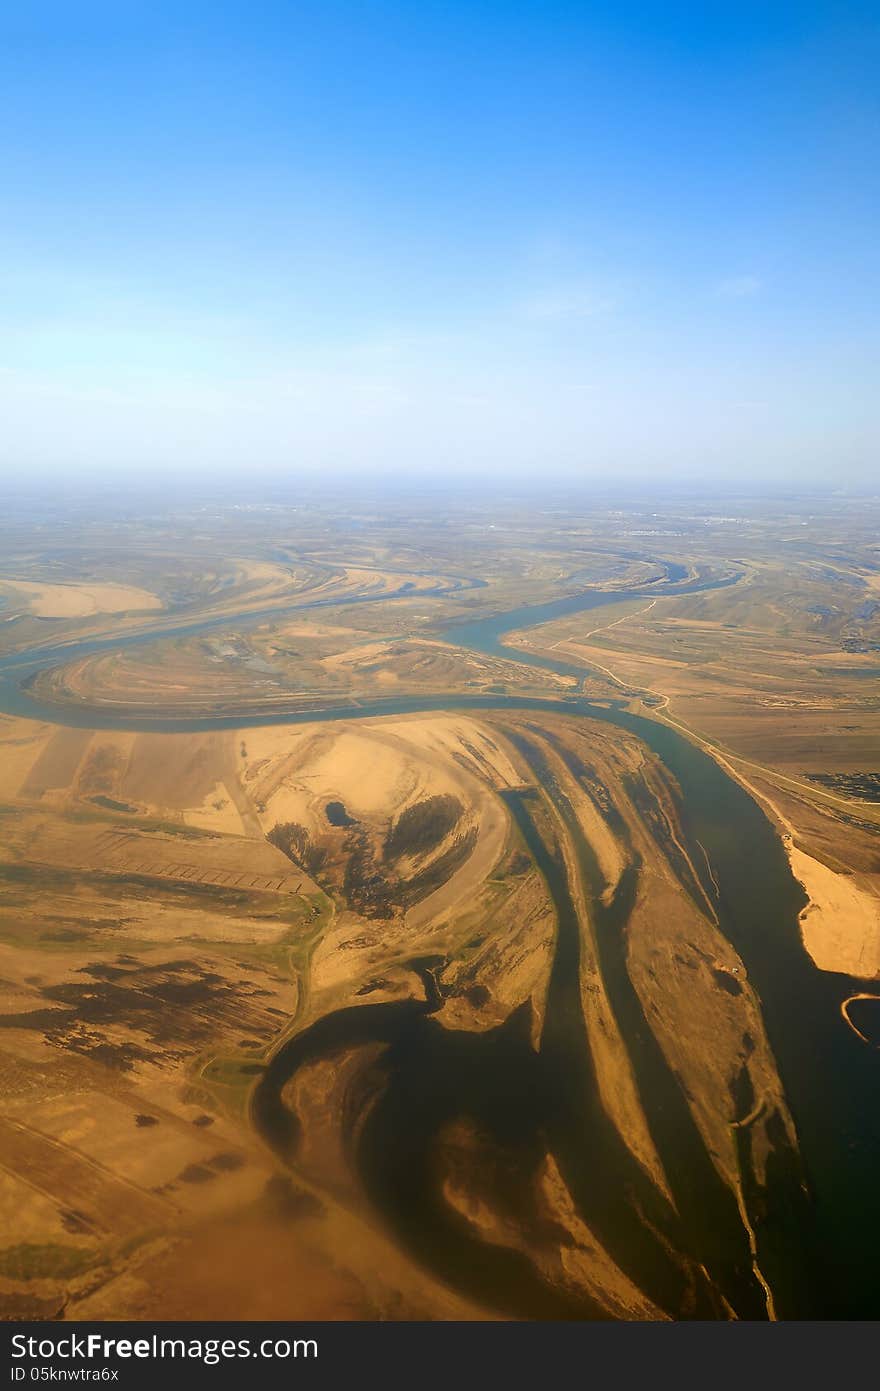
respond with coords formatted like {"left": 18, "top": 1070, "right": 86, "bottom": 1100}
{"left": 2, "top": 1, "right": 878, "bottom": 486}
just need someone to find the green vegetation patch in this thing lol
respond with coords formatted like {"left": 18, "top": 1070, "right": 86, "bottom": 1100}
{"left": 0, "top": 1243, "right": 100, "bottom": 1282}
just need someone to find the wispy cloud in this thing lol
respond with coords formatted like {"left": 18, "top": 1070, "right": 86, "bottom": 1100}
{"left": 715, "top": 274, "right": 763, "bottom": 299}
{"left": 516, "top": 282, "right": 612, "bottom": 322}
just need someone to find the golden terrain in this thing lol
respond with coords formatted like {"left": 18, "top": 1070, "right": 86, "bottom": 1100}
{"left": 0, "top": 495, "right": 877, "bottom": 1319}
{"left": 0, "top": 581, "right": 164, "bottom": 620}
{"left": 30, "top": 625, "right": 572, "bottom": 716}
{"left": 0, "top": 702, "right": 790, "bottom": 1319}
{"left": 508, "top": 558, "right": 880, "bottom": 977}
{"left": 0, "top": 705, "right": 546, "bottom": 1317}
{"left": 0, "top": 554, "right": 468, "bottom": 658}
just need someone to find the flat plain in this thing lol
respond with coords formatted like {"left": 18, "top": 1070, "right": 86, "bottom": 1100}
{"left": 0, "top": 490, "right": 877, "bottom": 1319}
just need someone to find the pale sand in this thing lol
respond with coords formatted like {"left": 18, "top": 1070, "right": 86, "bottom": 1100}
{"left": 271, "top": 620, "right": 366, "bottom": 641}
{"left": 247, "top": 716, "right": 510, "bottom": 933}
{"left": 99, "top": 899, "right": 292, "bottom": 944}
{"left": 360, "top": 716, "right": 513, "bottom": 930}
{"left": 0, "top": 1168, "right": 91, "bottom": 1250}
{"left": 183, "top": 779, "right": 248, "bottom": 837}
{"left": 529, "top": 736, "right": 668, "bottom": 1197}
{"left": 256, "top": 726, "right": 422, "bottom": 832}
{"left": 1, "top": 579, "right": 163, "bottom": 618}
{"left": 379, "top": 713, "right": 522, "bottom": 788}
{"left": 789, "top": 846, "right": 880, "bottom": 979}
{"left": 243, "top": 713, "right": 513, "bottom": 830}
{"left": 406, "top": 796, "right": 506, "bottom": 933}
{"left": 561, "top": 770, "right": 626, "bottom": 902}
{"left": 307, "top": 565, "right": 444, "bottom": 597}
{"left": 0, "top": 717, "right": 53, "bottom": 798}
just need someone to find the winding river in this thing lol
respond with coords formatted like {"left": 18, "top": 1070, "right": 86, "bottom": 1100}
{"left": 2, "top": 565, "right": 878, "bottom": 1317}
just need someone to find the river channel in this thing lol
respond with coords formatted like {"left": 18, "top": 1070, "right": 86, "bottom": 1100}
{"left": 1, "top": 568, "right": 877, "bottom": 1316}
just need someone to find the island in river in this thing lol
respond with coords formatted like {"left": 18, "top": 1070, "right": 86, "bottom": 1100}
{"left": 0, "top": 488, "right": 878, "bottom": 1320}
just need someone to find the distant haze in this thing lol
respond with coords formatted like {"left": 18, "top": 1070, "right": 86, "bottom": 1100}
{"left": 1, "top": 2, "right": 878, "bottom": 486}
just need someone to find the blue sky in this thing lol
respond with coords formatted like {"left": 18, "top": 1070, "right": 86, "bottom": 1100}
{"left": 1, "top": 1, "right": 878, "bottom": 485}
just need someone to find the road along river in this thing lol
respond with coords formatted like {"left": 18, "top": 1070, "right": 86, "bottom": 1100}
{"left": 1, "top": 569, "right": 878, "bottom": 1316}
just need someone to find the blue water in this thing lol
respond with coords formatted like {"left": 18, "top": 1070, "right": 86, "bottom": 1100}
{"left": 0, "top": 562, "right": 877, "bottom": 1315}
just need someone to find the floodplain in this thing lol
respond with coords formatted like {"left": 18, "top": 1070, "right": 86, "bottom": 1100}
{"left": 0, "top": 490, "right": 877, "bottom": 1320}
